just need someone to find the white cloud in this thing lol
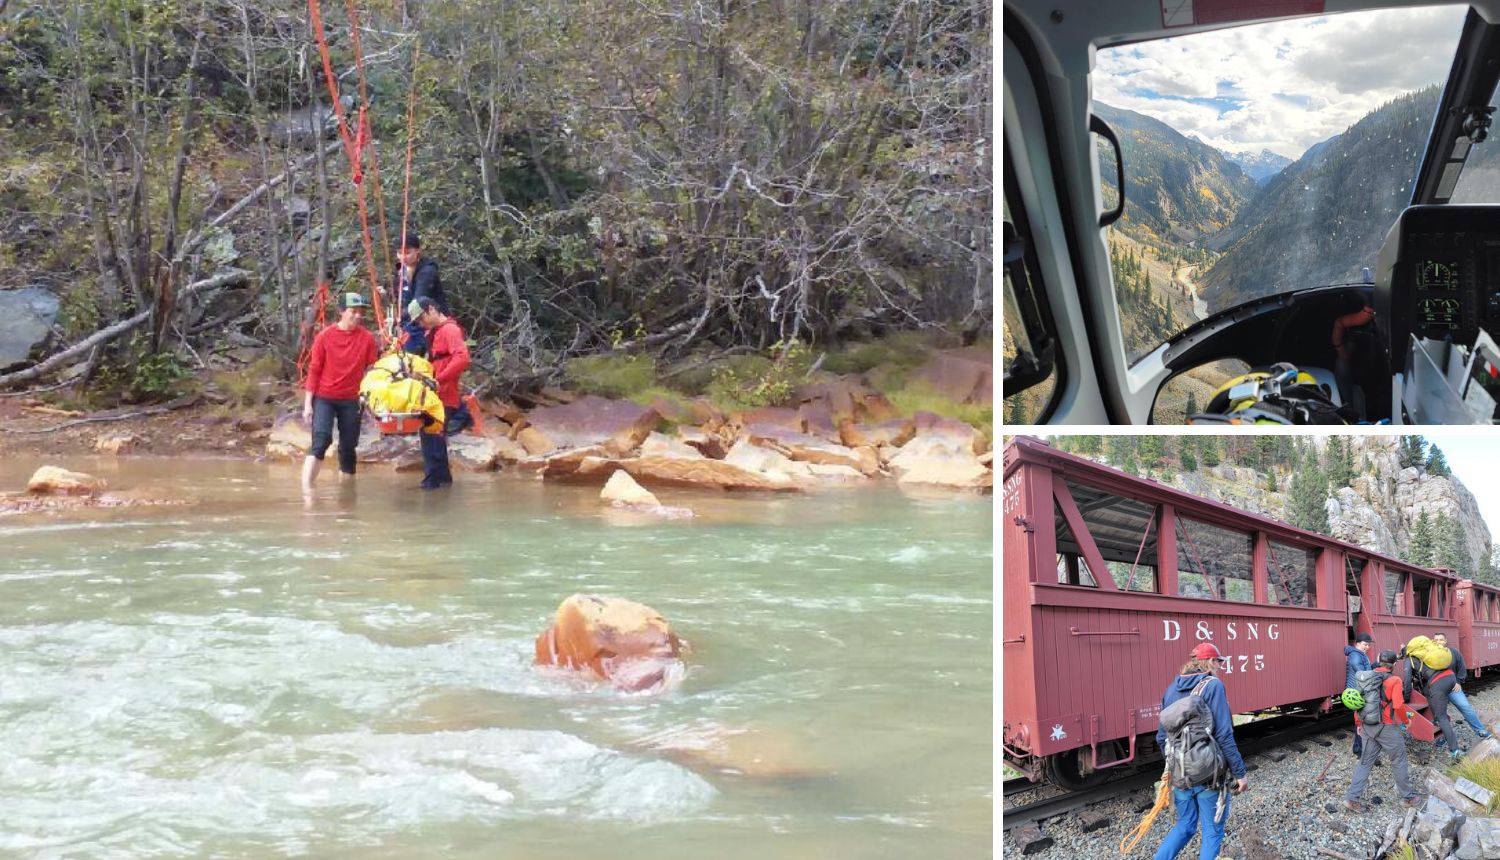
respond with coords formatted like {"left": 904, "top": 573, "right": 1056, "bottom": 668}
{"left": 1093, "top": 5, "right": 1468, "bottom": 159}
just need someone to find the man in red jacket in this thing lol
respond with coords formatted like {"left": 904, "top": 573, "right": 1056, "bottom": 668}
{"left": 408, "top": 297, "right": 471, "bottom": 488}
{"left": 302, "top": 293, "right": 379, "bottom": 494}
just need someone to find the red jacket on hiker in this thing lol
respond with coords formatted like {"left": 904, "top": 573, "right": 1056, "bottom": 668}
{"left": 305, "top": 324, "right": 378, "bottom": 401}
{"left": 427, "top": 318, "right": 470, "bottom": 407}
{"left": 1378, "top": 668, "right": 1410, "bottom": 726}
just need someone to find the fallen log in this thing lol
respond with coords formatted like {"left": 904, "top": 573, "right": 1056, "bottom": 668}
{"left": 0, "top": 269, "right": 250, "bottom": 391}
{"left": 6, "top": 394, "right": 200, "bottom": 435}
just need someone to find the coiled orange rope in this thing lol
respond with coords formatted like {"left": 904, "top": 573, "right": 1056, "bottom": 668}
{"left": 1119, "top": 776, "right": 1172, "bottom": 854}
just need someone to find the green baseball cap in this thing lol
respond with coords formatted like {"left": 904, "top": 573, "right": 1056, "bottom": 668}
{"left": 340, "top": 292, "right": 371, "bottom": 310}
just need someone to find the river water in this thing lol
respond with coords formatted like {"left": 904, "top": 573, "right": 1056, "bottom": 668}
{"left": 0, "top": 458, "right": 993, "bottom": 858}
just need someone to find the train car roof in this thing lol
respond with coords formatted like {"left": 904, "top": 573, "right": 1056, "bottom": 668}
{"left": 1004, "top": 436, "right": 1461, "bottom": 583}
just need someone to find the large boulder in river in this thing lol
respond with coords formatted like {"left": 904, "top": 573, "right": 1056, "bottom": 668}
{"left": 27, "top": 466, "right": 106, "bottom": 496}
{"left": 535, "top": 594, "right": 685, "bottom": 693}
{"left": 886, "top": 432, "right": 992, "bottom": 491}
{"left": 0, "top": 287, "right": 59, "bottom": 368}
{"left": 602, "top": 469, "right": 660, "bottom": 507}
{"left": 577, "top": 452, "right": 797, "bottom": 492}
{"left": 745, "top": 424, "right": 876, "bottom": 476}
{"left": 521, "top": 396, "right": 661, "bottom": 456}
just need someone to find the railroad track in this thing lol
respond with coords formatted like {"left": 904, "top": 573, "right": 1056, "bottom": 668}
{"left": 1002, "top": 711, "right": 1351, "bottom": 831}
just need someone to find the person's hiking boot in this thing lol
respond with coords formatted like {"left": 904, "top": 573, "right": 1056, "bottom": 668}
{"left": 1345, "top": 800, "right": 1370, "bottom": 814}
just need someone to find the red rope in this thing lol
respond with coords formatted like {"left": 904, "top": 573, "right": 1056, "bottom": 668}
{"left": 307, "top": 0, "right": 388, "bottom": 341}
{"left": 396, "top": 40, "right": 422, "bottom": 342}
{"left": 343, "top": 0, "right": 394, "bottom": 286}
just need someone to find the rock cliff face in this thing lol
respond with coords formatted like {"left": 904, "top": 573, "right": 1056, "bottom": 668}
{"left": 1151, "top": 438, "right": 1490, "bottom": 575}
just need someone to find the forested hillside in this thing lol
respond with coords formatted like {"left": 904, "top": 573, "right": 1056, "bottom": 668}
{"left": 0, "top": 1, "right": 990, "bottom": 400}
{"left": 1199, "top": 87, "right": 1439, "bottom": 312}
{"left": 1094, "top": 101, "right": 1256, "bottom": 251}
{"left": 1045, "top": 435, "right": 1499, "bottom": 585}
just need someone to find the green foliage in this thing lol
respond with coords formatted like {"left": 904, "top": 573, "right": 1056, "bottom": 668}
{"left": 1407, "top": 512, "right": 1436, "bottom": 568}
{"left": 565, "top": 354, "right": 659, "bottom": 399}
{"left": 1200, "top": 436, "right": 1221, "bottom": 467}
{"left": 1326, "top": 436, "right": 1354, "bottom": 489}
{"left": 1287, "top": 453, "right": 1329, "bottom": 535}
{"left": 1398, "top": 436, "right": 1429, "bottom": 471}
{"left": 1436, "top": 513, "right": 1470, "bottom": 577}
{"left": 211, "top": 356, "right": 282, "bottom": 408}
{"left": 821, "top": 332, "right": 934, "bottom": 376}
{"left": 1447, "top": 758, "right": 1500, "bottom": 813}
{"left": 883, "top": 381, "right": 993, "bottom": 449}
{"left": 1179, "top": 436, "right": 1198, "bottom": 471}
{"left": 705, "top": 341, "right": 814, "bottom": 410}
{"left": 130, "top": 350, "right": 194, "bottom": 401}
{"left": 1426, "top": 445, "right": 1451, "bottom": 478}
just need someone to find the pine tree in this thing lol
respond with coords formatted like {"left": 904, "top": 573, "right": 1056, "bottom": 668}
{"left": 1288, "top": 457, "right": 1329, "bottom": 535}
{"left": 1398, "top": 436, "right": 1427, "bottom": 470}
{"left": 1184, "top": 391, "right": 1200, "bottom": 420}
{"left": 1106, "top": 436, "right": 1136, "bottom": 471}
{"left": 1407, "top": 511, "right": 1435, "bottom": 567}
{"left": 1435, "top": 513, "right": 1470, "bottom": 576}
{"left": 1426, "top": 445, "right": 1451, "bottom": 478}
{"left": 1201, "top": 436, "right": 1221, "bottom": 467}
{"left": 1139, "top": 435, "right": 1165, "bottom": 472}
{"left": 1325, "top": 437, "right": 1352, "bottom": 489}
{"left": 1180, "top": 436, "right": 1198, "bottom": 471}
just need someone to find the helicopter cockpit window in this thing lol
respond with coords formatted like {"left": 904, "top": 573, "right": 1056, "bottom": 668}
{"left": 1092, "top": 6, "right": 1467, "bottom": 366}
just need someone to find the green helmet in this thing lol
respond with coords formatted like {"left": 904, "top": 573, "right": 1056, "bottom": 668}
{"left": 1341, "top": 687, "right": 1365, "bottom": 710}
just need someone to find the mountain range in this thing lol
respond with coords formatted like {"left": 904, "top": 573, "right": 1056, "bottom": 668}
{"left": 1224, "top": 148, "right": 1292, "bottom": 185}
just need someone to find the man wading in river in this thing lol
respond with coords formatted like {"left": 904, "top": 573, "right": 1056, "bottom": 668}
{"left": 301, "top": 293, "right": 379, "bottom": 494}
{"left": 408, "top": 297, "right": 470, "bottom": 489}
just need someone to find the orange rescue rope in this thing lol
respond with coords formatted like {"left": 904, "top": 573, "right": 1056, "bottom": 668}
{"left": 1119, "top": 775, "right": 1172, "bottom": 853}
{"left": 307, "top": 0, "right": 388, "bottom": 339}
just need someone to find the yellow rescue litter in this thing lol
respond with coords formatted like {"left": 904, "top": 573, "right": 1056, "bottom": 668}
{"left": 1404, "top": 635, "right": 1453, "bottom": 671}
{"left": 359, "top": 351, "right": 445, "bottom": 435}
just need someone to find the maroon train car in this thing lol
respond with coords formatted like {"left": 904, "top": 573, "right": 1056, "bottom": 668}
{"left": 1002, "top": 437, "right": 1460, "bottom": 789}
{"left": 1457, "top": 579, "right": 1500, "bottom": 673}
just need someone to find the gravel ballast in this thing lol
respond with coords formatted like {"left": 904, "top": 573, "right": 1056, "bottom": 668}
{"left": 1002, "top": 677, "right": 1500, "bottom": 859}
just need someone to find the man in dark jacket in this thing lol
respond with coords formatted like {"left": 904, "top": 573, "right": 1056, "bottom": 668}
{"left": 1433, "top": 633, "right": 1494, "bottom": 744}
{"left": 1345, "top": 633, "right": 1374, "bottom": 756}
{"left": 1346, "top": 650, "right": 1422, "bottom": 812}
{"left": 394, "top": 232, "right": 445, "bottom": 357}
{"left": 1407, "top": 648, "right": 1463, "bottom": 761}
{"left": 1153, "top": 643, "right": 1248, "bottom": 860}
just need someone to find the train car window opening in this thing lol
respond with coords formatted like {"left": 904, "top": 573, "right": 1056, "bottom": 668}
{"left": 1060, "top": 480, "right": 1162, "bottom": 593}
{"left": 1413, "top": 577, "right": 1435, "bottom": 618}
{"left": 1345, "top": 557, "right": 1368, "bottom": 618}
{"left": 1176, "top": 517, "right": 1255, "bottom": 603}
{"left": 1267, "top": 541, "right": 1318, "bottom": 608}
{"left": 1386, "top": 569, "right": 1409, "bottom": 615}
{"left": 1053, "top": 500, "right": 1099, "bottom": 588}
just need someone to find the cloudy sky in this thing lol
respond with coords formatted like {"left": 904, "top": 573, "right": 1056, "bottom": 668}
{"left": 1093, "top": 5, "right": 1468, "bottom": 159}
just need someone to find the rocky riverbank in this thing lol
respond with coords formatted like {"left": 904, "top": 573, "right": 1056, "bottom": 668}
{"left": 1004, "top": 680, "right": 1500, "bottom": 860}
{"left": 0, "top": 361, "right": 993, "bottom": 500}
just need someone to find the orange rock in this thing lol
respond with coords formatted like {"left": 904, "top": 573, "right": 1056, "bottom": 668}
{"left": 524, "top": 396, "right": 661, "bottom": 457}
{"left": 26, "top": 466, "right": 106, "bottom": 496}
{"left": 534, "top": 594, "right": 684, "bottom": 692}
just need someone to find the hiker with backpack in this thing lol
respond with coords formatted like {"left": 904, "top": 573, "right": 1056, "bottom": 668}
{"left": 1404, "top": 636, "right": 1464, "bottom": 761}
{"left": 1343, "top": 632, "right": 1375, "bottom": 757}
{"left": 1153, "top": 643, "right": 1248, "bottom": 860}
{"left": 1346, "top": 649, "right": 1422, "bottom": 812}
{"left": 1432, "top": 633, "right": 1494, "bottom": 746}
